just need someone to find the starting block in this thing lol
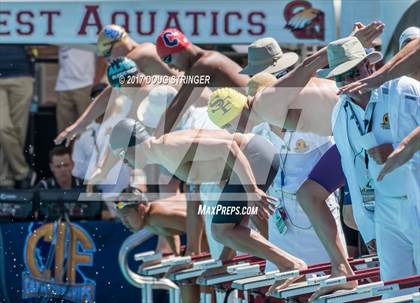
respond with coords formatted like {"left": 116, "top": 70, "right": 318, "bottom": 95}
{"left": 141, "top": 253, "right": 211, "bottom": 276}
{"left": 316, "top": 274, "right": 420, "bottom": 302}
{"left": 231, "top": 256, "right": 379, "bottom": 302}
{"left": 169, "top": 258, "right": 223, "bottom": 281}
{"left": 134, "top": 250, "right": 163, "bottom": 263}
{"left": 372, "top": 292, "right": 420, "bottom": 302}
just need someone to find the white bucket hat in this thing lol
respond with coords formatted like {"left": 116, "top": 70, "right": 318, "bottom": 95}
{"left": 137, "top": 86, "right": 178, "bottom": 128}
{"left": 317, "top": 37, "right": 383, "bottom": 79}
{"left": 240, "top": 37, "right": 299, "bottom": 75}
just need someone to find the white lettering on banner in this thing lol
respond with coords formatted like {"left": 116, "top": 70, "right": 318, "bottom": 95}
{"left": 0, "top": 1, "right": 335, "bottom": 44}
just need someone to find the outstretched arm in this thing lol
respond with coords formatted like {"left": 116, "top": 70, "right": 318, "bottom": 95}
{"left": 275, "top": 21, "right": 384, "bottom": 89}
{"left": 138, "top": 53, "right": 179, "bottom": 77}
{"left": 378, "top": 126, "right": 420, "bottom": 180}
{"left": 155, "top": 67, "right": 207, "bottom": 136}
{"left": 253, "top": 21, "right": 384, "bottom": 117}
{"left": 339, "top": 38, "right": 420, "bottom": 95}
{"left": 55, "top": 87, "right": 112, "bottom": 146}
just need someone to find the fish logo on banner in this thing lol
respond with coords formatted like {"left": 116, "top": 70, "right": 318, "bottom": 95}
{"left": 22, "top": 223, "right": 96, "bottom": 303}
{"left": 284, "top": 0, "right": 325, "bottom": 40}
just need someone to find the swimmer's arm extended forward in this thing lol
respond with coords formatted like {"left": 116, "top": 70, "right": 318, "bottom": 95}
{"left": 155, "top": 67, "right": 208, "bottom": 136}
{"left": 55, "top": 86, "right": 112, "bottom": 146}
{"left": 254, "top": 21, "right": 385, "bottom": 107}
{"left": 378, "top": 126, "right": 420, "bottom": 180}
{"left": 339, "top": 38, "right": 420, "bottom": 94}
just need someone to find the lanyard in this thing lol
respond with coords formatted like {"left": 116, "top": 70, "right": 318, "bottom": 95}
{"left": 91, "top": 129, "right": 100, "bottom": 155}
{"left": 278, "top": 131, "right": 294, "bottom": 187}
{"left": 344, "top": 100, "right": 376, "bottom": 170}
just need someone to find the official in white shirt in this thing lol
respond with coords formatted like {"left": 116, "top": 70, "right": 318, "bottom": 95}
{"left": 55, "top": 47, "right": 96, "bottom": 133}
{"left": 319, "top": 37, "right": 419, "bottom": 292}
{"left": 253, "top": 123, "right": 346, "bottom": 271}
{"left": 388, "top": 27, "right": 420, "bottom": 235}
{"left": 72, "top": 94, "right": 131, "bottom": 215}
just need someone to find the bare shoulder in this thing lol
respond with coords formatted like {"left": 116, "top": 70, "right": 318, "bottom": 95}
{"left": 136, "top": 42, "right": 158, "bottom": 56}
{"left": 307, "top": 77, "right": 336, "bottom": 86}
{"left": 197, "top": 51, "right": 231, "bottom": 68}
{"left": 189, "top": 52, "right": 218, "bottom": 75}
{"left": 305, "top": 77, "right": 338, "bottom": 93}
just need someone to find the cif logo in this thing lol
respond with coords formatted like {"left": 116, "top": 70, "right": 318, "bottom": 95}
{"left": 163, "top": 31, "right": 179, "bottom": 48}
{"left": 22, "top": 223, "right": 96, "bottom": 303}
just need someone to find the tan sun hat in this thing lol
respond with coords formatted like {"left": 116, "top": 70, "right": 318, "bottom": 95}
{"left": 240, "top": 38, "right": 299, "bottom": 75}
{"left": 317, "top": 37, "right": 382, "bottom": 79}
{"left": 97, "top": 24, "right": 127, "bottom": 56}
{"left": 137, "top": 86, "right": 178, "bottom": 128}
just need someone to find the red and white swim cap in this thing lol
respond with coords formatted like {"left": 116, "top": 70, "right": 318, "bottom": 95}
{"left": 156, "top": 28, "right": 190, "bottom": 58}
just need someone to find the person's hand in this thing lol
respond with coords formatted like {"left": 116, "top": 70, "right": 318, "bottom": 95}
{"left": 378, "top": 142, "right": 415, "bottom": 181}
{"left": 54, "top": 124, "right": 84, "bottom": 147}
{"left": 250, "top": 187, "right": 277, "bottom": 220}
{"left": 337, "top": 74, "right": 382, "bottom": 96}
{"left": 337, "top": 21, "right": 385, "bottom": 96}
{"left": 368, "top": 143, "right": 394, "bottom": 165}
{"left": 351, "top": 21, "right": 384, "bottom": 48}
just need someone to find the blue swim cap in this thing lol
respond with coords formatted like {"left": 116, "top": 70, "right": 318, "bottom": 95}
{"left": 107, "top": 57, "right": 138, "bottom": 88}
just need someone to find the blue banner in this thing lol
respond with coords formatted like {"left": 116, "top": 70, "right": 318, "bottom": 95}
{"left": 0, "top": 220, "right": 167, "bottom": 303}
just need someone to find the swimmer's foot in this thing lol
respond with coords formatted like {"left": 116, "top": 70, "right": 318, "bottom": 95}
{"left": 266, "top": 261, "right": 307, "bottom": 297}
{"left": 308, "top": 264, "right": 358, "bottom": 302}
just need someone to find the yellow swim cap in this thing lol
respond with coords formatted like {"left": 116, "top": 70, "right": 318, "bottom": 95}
{"left": 97, "top": 24, "right": 127, "bottom": 56}
{"left": 208, "top": 88, "right": 247, "bottom": 128}
{"left": 247, "top": 72, "right": 276, "bottom": 97}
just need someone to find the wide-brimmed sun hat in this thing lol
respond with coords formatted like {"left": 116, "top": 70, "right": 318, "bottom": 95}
{"left": 316, "top": 36, "right": 382, "bottom": 79}
{"left": 240, "top": 37, "right": 299, "bottom": 75}
{"left": 136, "top": 86, "right": 178, "bottom": 128}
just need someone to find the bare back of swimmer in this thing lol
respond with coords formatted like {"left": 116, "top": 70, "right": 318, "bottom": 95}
{"left": 54, "top": 24, "right": 180, "bottom": 146}
{"left": 154, "top": 28, "right": 250, "bottom": 135}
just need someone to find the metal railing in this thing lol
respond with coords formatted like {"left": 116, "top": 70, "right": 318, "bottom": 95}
{"left": 118, "top": 230, "right": 180, "bottom": 303}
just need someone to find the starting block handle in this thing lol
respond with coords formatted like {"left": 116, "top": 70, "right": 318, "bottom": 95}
{"left": 193, "top": 259, "right": 222, "bottom": 270}
{"left": 226, "top": 262, "right": 251, "bottom": 274}
{"left": 321, "top": 269, "right": 380, "bottom": 287}
{"left": 222, "top": 254, "right": 260, "bottom": 266}
{"left": 320, "top": 276, "right": 347, "bottom": 287}
{"left": 191, "top": 252, "right": 211, "bottom": 261}
{"left": 134, "top": 251, "right": 162, "bottom": 262}
{"left": 274, "top": 270, "right": 300, "bottom": 281}
{"left": 161, "top": 256, "right": 192, "bottom": 266}
{"left": 384, "top": 274, "right": 420, "bottom": 289}
{"left": 228, "top": 264, "right": 261, "bottom": 275}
